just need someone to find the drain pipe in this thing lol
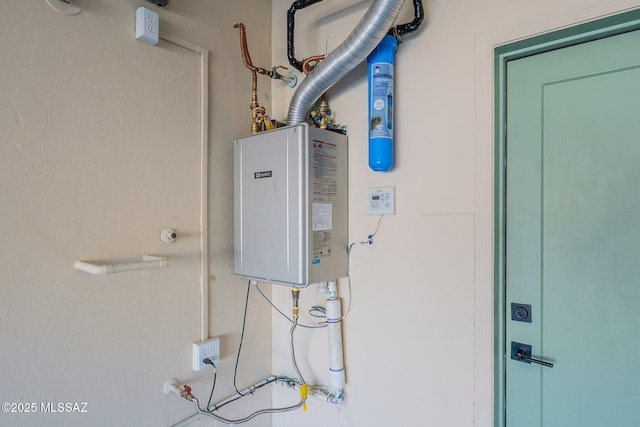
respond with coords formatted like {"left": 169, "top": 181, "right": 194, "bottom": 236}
{"left": 286, "top": 0, "right": 406, "bottom": 125}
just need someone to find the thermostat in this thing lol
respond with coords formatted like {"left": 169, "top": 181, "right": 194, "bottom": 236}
{"left": 368, "top": 187, "right": 395, "bottom": 215}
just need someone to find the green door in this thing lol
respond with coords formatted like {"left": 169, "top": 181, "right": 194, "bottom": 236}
{"left": 504, "top": 27, "right": 640, "bottom": 426}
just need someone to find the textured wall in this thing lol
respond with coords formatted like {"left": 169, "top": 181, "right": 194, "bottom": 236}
{"left": 267, "top": 0, "right": 640, "bottom": 426}
{"left": 0, "top": 1, "right": 271, "bottom": 426}
{"left": 4, "top": 1, "right": 640, "bottom": 426}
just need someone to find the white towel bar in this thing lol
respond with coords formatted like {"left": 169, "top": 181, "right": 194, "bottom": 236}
{"left": 74, "top": 254, "right": 168, "bottom": 275}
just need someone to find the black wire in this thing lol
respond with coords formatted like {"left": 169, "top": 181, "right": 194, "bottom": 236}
{"left": 210, "top": 377, "right": 282, "bottom": 412}
{"left": 211, "top": 394, "right": 244, "bottom": 412}
{"left": 207, "top": 280, "right": 315, "bottom": 413}
{"left": 205, "top": 359, "right": 217, "bottom": 411}
{"left": 233, "top": 280, "right": 252, "bottom": 396}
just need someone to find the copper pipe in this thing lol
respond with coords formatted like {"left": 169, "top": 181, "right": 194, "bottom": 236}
{"left": 234, "top": 23, "right": 258, "bottom": 98}
{"left": 302, "top": 55, "right": 329, "bottom": 128}
{"left": 234, "top": 22, "right": 262, "bottom": 133}
{"left": 302, "top": 54, "right": 326, "bottom": 75}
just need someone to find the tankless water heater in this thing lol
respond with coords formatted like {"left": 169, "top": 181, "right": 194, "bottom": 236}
{"left": 234, "top": 123, "right": 348, "bottom": 287}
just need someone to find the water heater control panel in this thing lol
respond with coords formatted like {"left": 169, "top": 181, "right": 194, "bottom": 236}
{"left": 367, "top": 187, "right": 395, "bottom": 215}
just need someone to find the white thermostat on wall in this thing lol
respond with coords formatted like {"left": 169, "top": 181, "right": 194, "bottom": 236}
{"left": 368, "top": 187, "right": 395, "bottom": 215}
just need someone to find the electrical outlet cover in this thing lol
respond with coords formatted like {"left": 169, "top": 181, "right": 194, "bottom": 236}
{"left": 192, "top": 337, "right": 220, "bottom": 371}
{"left": 136, "top": 7, "right": 159, "bottom": 45}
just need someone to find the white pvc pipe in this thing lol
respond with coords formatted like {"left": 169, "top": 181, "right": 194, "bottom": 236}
{"left": 158, "top": 32, "right": 210, "bottom": 342}
{"left": 163, "top": 378, "right": 182, "bottom": 396}
{"left": 74, "top": 255, "right": 168, "bottom": 275}
{"left": 326, "top": 281, "right": 345, "bottom": 395}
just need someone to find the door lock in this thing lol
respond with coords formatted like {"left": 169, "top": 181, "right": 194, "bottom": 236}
{"left": 511, "top": 341, "right": 554, "bottom": 368}
{"left": 511, "top": 303, "right": 532, "bottom": 323}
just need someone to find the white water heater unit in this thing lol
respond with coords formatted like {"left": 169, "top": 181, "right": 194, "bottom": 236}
{"left": 234, "top": 124, "right": 348, "bottom": 287}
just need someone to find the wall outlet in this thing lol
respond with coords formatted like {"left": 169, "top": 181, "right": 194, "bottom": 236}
{"left": 135, "top": 7, "right": 159, "bottom": 45}
{"left": 192, "top": 337, "right": 220, "bottom": 371}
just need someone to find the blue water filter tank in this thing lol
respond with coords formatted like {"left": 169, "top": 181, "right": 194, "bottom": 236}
{"left": 367, "top": 34, "right": 397, "bottom": 172}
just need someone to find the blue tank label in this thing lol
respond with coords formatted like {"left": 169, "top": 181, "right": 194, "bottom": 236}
{"left": 312, "top": 259, "right": 320, "bottom": 264}
{"left": 369, "top": 62, "right": 394, "bottom": 139}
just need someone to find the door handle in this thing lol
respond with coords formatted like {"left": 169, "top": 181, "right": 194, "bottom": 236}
{"left": 511, "top": 341, "right": 554, "bottom": 368}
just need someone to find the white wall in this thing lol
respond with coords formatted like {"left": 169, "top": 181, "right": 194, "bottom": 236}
{"left": 4, "top": 1, "right": 640, "bottom": 427}
{"left": 0, "top": 1, "right": 272, "bottom": 426}
{"left": 268, "top": 1, "right": 640, "bottom": 426}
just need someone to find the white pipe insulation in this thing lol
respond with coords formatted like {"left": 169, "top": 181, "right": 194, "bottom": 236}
{"left": 326, "top": 280, "right": 345, "bottom": 397}
{"left": 286, "top": 0, "right": 406, "bottom": 125}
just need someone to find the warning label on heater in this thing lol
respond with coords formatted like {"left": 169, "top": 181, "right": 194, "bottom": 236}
{"left": 312, "top": 203, "right": 332, "bottom": 258}
{"left": 312, "top": 140, "right": 338, "bottom": 200}
{"left": 313, "top": 203, "right": 332, "bottom": 231}
{"left": 311, "top": 139, "right": 337, "bottom": 259}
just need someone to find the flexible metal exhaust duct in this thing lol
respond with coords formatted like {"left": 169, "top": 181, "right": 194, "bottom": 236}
{"left": 286, "top": 0, "right": 406, "bottom": 125}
